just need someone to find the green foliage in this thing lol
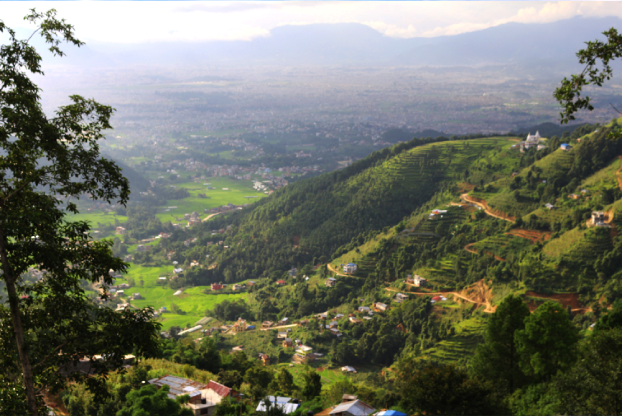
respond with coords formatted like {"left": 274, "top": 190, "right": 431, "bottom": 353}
{"left": 300, "top": 366, "right": 322, "bottom": 400}
{"left": 275, "top": 367, "right": 297, "bottom": 396}
{"left": 515, "top": 301, "right": 579, "bottom": 382}
{"left": 553, "top": 328, "right": 622, "bottom": 415}
{"left": 595, "top": 299, "right": 622, "bottom": 330}
{"left": 214, "top": 397, "right": 246, "bottom": 416}
{"left": 470, "top": 295, "right": 531, "bottom": 393}
{"left": 555, "top": 27, "right": 622, "bottom": 123}
{"left": 395, "top": 360, "right": 507, "bottom": 415}
{"left": 507, "top": 383, "right": 558, "bottom": 416}
{"left": 116, "top": 384, "right": 193, "bottom": 416}
{"left": 243, "top": 366, "right": 273, "bottom": 401}
{"left": 0, "top": 11, "right": 161, "bottom": 415}
{"left": 210, "top": 299, "right": 251, "bottom": 321}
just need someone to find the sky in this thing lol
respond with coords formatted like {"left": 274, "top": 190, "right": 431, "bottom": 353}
{"left": 1, "top": 1, "right": 621, "bottom": 44}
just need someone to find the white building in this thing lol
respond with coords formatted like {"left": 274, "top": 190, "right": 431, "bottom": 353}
{"left": 520, "top": 131, "right": 541, "bottom": 152}
{"left": 344, "top": 263, "right": 357, "bottom": 273}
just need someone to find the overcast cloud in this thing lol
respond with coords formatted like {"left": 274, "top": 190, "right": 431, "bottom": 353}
{"left": 1, "top": 1, "right": 621, "bottom": 43}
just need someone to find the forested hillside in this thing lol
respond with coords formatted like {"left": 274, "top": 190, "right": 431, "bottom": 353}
{"left": 59, "top": 117, "right": 622, "bottom": 416}
{"left": 203, "top": 135, "right": 518, "bottom": 282}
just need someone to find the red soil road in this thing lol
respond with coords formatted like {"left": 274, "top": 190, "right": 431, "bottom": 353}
{"left": 525, "top": 291, "right": 588, "bottom": 313}
{"left": 391, "top": 279, "right": 496, "bottom": 313}
{"left": 461, "top": 193, "right": 516, "bottom": 222}
{"left": 464, "top": 243, "right": 506, "bottom": 262}
{"left": 505, "top": 229, "right": 551, "bottom": 243}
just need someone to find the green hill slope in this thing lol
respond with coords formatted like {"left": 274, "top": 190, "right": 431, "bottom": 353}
{"left": 205, "top": 136, "right": 518, "bottom": 282}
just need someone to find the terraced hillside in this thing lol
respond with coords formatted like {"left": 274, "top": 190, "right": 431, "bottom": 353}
{"left": 471, "top": 233, "right": 533, "bottom": 261}
{"left": 208, "top": 136, "right": 518, "bottom": 281}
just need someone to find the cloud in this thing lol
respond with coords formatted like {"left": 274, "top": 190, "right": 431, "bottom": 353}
{"left": 1, "top": 1, "right": 619, "bottom": 44}
{"left": 418, "top": 1, "right": 622, "bottom": 38}
{"left": 363, "top": 21, "right": 418, "bottom": 38}
{"left": 173, "top": 1, "right": 334, "bottom": 14}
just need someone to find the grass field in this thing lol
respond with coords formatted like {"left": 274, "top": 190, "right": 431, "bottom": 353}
{"left": 581, "top": 157, "right": 621, "bottom": 190}
{"left": 115, "top": 264, "right": 248, "bottom": 330}
{"left": 70, "top": 212, "right": 128, "bottom": 227}
{"left": 156, "top": 177, "right": 266, "bottom": 223}
{"left": 68, "top": 176, "right": 267, "bottom": 228}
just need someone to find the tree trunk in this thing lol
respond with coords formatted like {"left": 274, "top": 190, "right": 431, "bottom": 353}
{"left": 0, "top": 227, "right": 39, "bottom": 415}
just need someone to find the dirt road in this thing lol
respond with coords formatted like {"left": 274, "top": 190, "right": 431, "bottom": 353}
{"left": 202, "top": 213, "right": 220, "bottom": 222}
{"left": 387, "top": 279, "right": 496, "bottom": 313}
{"left": 460, "top": 193, "right": 515, "bottom": 222}
{"left": 327, "top": 264, "right": 363, "bottom": 278}
{"left": 260, "top": 324, "right": 298, "bottom": 331}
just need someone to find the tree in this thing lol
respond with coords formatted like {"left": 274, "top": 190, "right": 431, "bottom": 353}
{"left": 515, "top": 301, "right": 579, "bottom": 382}
{"left": 195, "top": 337, "right": 222, "bottom": 374}
{"left": 553, "top": 328, "right": 622, "bottom": 416}
{"left": 243, "top": 366, "right": 273, "bottom": 401}
{"left": 116, "top": 384, "right": 193, "bottom": 416}
{"left": 470, "top": 294, "right": 531, "bottom": 393}
{"left": 595, "top": 299, "right": 622, "bottom": 331}
{"left": 555, "top": 28, "right": 622, "bottom": 123}
{"left": 214, "top": 396, "right": 246, "bottom": 416}
{"left": 275, "top": 367, "right": 296, "bottom": 396}
{"left": 0, "top": 10, "right": 161, "bottom": 415}
{"left": 395, "top": 360, "right": 507, "bottom": 415}
{"left": 300, "top": 366, "right": 322, "bottom": 400}
{"left": 217, "top": 369, "right": 243, "bottom": 390}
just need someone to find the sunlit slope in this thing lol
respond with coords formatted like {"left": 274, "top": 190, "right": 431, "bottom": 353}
{"left": 215, "top": 137, "right": 516, "bottom": 276}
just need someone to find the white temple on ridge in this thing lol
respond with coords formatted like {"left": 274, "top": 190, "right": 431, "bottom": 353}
{"left": 526, "top": 131, "right": 541, "bottom": 143}
{"left": 520, "top": 131, "right": 545, "bottom": 152}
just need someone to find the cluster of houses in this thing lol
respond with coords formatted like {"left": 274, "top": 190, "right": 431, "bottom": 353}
{"left": 147, "top": 377, "right": 241, "bottom": 416}
{"left": 210, "top": 282, "right": 250, "bottom": 291}
{"left": 147, "top": 371, "right": 383, "bottom": 416}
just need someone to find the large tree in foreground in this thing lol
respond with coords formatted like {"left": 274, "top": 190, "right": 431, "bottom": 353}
{"left": 0, "top": 10, "right": 160, "bottom": 415}
{"left": 470, "top": 294, "right": 531, "bottom": 393}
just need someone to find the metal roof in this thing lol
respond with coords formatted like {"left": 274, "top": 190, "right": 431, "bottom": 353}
{"left": 256, "top": 398, "right": 299, "bottom": 414}
{"left": 330, "top": 400, "right": 375, "bottom": 416}
{"left": 148, "top": 375, "right": 207, "bottom": 398}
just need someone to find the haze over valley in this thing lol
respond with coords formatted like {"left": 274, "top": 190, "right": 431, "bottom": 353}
{"left": 3, "top": 4, "right": 622, "bottom": 416}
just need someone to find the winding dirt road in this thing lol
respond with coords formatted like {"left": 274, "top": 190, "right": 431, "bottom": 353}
{"left": 386, "top": 279, "right": 496, "bottom": 313}
{"left": 459, "top": 193, "right": 516, "bottom": 222}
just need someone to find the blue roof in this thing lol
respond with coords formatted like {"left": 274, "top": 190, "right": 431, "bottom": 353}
{"left": 379, "top": 411, "right": 407, "bottom": 416}
{"left": 346, "top": 263, "right": 357, "bottom": 266}
{"left": 247, "top": 325, "right": 255, "bottom": 330}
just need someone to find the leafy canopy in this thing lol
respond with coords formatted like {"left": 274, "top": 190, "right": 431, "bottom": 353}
{"left": 0, "top": 9, "right": 160, "bottom": 415}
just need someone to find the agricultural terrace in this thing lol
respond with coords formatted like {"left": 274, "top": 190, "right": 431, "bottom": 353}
{"left": 416, "top": 316, "right": 487, "bottom": 365}
{"left": 471, "top": 234, "right": 532, "bottom": 261}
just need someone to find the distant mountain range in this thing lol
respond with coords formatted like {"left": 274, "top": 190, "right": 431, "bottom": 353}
{"left": 34, "top": 16, "right": 622, "bottom": 70}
